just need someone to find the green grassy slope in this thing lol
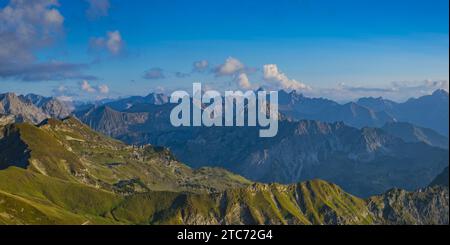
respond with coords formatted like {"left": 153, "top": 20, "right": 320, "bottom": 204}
{"left": 0, "top": 167, "right": 375, "bottom": 225}
{"left": 0, "top": 118, "right": 251, "bottom": 194}
{"left": 0, "top": 167, "right": 121, "bottom": 224}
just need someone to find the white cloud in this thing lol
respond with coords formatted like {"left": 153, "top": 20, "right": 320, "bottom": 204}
{"left": 90, "top": 30, "right": 124, "bottom": 56}
{"left": 391, "top": 79, "right": 449, "bottom": 93}
{"left": 309, "top": 79, "right": 450, "bottom": 102}
{"left": 236, "top": 73, "right": 252, "bottom": 89}
{"left": 86, "top": 0, "right": 110, "bottom": 19}
{"left": 0, "top": 0, "right": 96, "bottom": 81}
{"left": 44, "top": 8, "right": 64, "bottom": 25}
{"left": 56, "top": 95, "right": 73, "bottom": 102}
{"left": 56, "top": 85, "right": 67, "bottom": 93}
{"left": 215, "top": 57, "right": 244, "bottom": 76}
{"left": 106, "top": 31, "right": 123, "bottom": 55}
{"left": 80, "top": 80, "right": 96, "bottom": 93}
{"left": 98, "top": 84, "right": 109, "bottom": 94}
{"left": 263, "top": 64, "right": 310, "bottom": 91}
{"left": 193, "top": 60, "right": 209, "bottom": 72}
{"left": 0, "top": 0, "right": 64, "bottom": 64}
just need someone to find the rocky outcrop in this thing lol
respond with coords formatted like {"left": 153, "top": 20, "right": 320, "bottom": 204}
{"left": 0, "top": 93, "right": 48, "bottom": 124}
{"left": 22, "top": 94, "right": 72, "bottom": 119}
{"left": 0, "top": 114, "right": 15, "bottom": 127}
{"left": 368, "top": 186, "right": 449, "bottom": 225}
{"left": 0, "top": 93, "right": 73, "bottom": 124}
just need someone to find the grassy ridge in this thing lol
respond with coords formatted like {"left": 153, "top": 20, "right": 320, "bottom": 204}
{"left": 0, "top": 167, "right": 374, "bottom": 225}
{"left": 110, "top": 181, "right": 373, "bottom": 225}
{"left": 0, "top": 167, "right": 121, "bottom": 224}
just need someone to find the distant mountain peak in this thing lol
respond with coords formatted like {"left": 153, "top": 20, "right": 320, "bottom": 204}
{"left": 432, "top": 89, "right": 449, "bottom": 96}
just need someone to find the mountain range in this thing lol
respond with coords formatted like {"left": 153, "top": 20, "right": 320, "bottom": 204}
{"left": 0, "top": 117, "right": 447, "bottom": 224}
{"left": 0, "top": 89, "right": 448, "bottom": 224}
{"left": 2, "top": 89, "right": 448, "bottom": 136}
{"left": 357, "top": 89, "right": 449, "bottom": 136}
{"left": 277, "top": 90, "right": 396, "bottom": 129}
{"left": 74, "top": 97, "right": 449, "bottom": 197}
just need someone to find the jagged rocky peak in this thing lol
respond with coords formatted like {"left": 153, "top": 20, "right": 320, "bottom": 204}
{"left": 277, "top": 89, "right": 304, "bottom": 105}
{"left": 22, "top": 93, "right": 73, "bottom": 119}
{"left": 368, "top": 185, "right": 449, "bottom": 225}
{"left": 293, "top": 120, "right": 344, "bottom": 135}
{"left": 145, "top": 92, "right": 169, "bottom": 105}
{"left": 0, "top": 92, "right": 48, "bottom": 124}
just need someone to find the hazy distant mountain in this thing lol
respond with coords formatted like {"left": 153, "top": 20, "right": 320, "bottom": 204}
{"left": 77, "top": 89, "right": 448, "bottom": 135}
{"left": 103, "top": 93, "right": 169, "bottom": 111}
{"left": 382, "top": 122, "right": 448, "bottom": 149}
{"left": 0, "top": 93, "right": 48, "bottom": 124}
{"left": 357, "top": 89, "right": 449, "bottom": 136}
{"left": 277, "top": 90, "right": 396, "bottom": 128}
{"left": 356, "top": 97, "right": 398, "bottom": 113}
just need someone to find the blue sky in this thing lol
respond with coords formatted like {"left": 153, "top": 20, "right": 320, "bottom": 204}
{"left": 0, "top": 0, "right": 448, "bottom": 102}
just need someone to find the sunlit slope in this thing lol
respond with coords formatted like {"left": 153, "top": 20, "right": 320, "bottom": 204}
{"left": 112, "top": 180, "right": 373, "bottom": 225}
{"left": 0, "top": 168, "right": 374, "bottom": 225}
{"left": 0, "top": 117, "right": 251, "bottom": 194}
{"left": 0, "top": 167, "right": 121, "bottom": 224}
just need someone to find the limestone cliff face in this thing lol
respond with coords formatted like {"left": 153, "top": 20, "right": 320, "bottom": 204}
{"left": 0, "top": 93, "right": 48, "bottom": 124}
{"left": 0, "top": 93, "right": 73, "bottom": 125}
{"left": 368, "top": 186, "right": 449, "bottom": 225}
{"left": 0, "top": 114, "right": 15, "bottom": 127}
